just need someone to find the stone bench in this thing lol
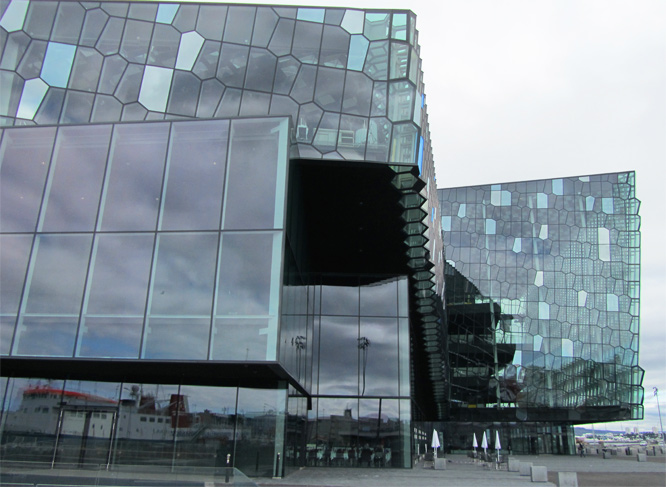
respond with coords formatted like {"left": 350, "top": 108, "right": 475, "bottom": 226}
{"left": 531, "top": 465, "right": 548, "bottom": 482}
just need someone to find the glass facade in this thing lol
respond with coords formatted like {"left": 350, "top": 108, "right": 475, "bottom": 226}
{"left": 438, "top": 173, "right": 643, "bottom": 426}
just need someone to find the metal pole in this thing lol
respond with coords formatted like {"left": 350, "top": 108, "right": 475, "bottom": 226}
{"left": 655, "top": 388, "right": 665, "bottom": 443}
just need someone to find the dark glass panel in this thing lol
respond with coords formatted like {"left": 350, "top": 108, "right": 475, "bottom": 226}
{"left": 24, "top": 1, "right": 56, "bottom": 40}
{"left": 0, "top": 126, "right": 56, "bottom": 232}
{"left": 0, "top": 31, "right": 30, "bottom": 70}
{"left": 78, "top": 317, "right": 142, "bottom": 358}
{"left": 312, "top": 112, "right": 339, "bottom": 153}
{"left": 0, "top": 235, "right": 31, "bottom": 315}
{"left": 80, "top": 8, "right": 108, "bottom": 47}
{"left": 192, "top": 40, "right": 221, "bottom": 80}
{"left": 217, "top": 43, "right": 249, "bottom": 88}
{"left": 321, "top": 285, "right": 358, "bottom": 316}
{"left": 166, "top": 71, "right": 200, "bottom": 117}
{"left": 120, "top": 19, "right": 153, "bottom": 64}
{"left": 148, "top": 232, "right": 218, "bottom": 316}
{"left": 273, "top": 56, "right": 299, "bottom": 95}
{"left": 40, "top": 125, "right": 110, "bottom": 232}
{"left": 69, "top": 47, "right": 103, "bottom": 92}
{"left": 235, "top": 386, "right": 285, "bottom": 476}
{"left": 85, "top": 233, "right": 154, "bottom": 316}
{"left": 196, "top": 79, "right": 224, "bottom": 118}
{"left": 147, "top": 23, "right": 179, "bottom": 68}
{"left": 98, "top": 54, "right": 128, "bottom": 95}
{"left": 17, "top": 39, "right": 46, "bottom": 79}
{"left": 240, "top": 91, "right": 270, "bottom": 116}
{"left": 143, "top": 317, "right": 210, "bottom": 360}
{"left": 101, "top": 3, "right": 128, "bottom": 17}
{"left": 96, "top": 17, "right": 124, "bottom": 56}
{"left": 223, "top": 6, "right": 256, "bottom": 45}
{"left": 0, "top": 71, "right": 22, "bottom": 118}
{"left": 320, "top": 25, "right": 349, "bottom": 68}
{"left": 252, "top": 7, "right": 278, "bottom": 48}
{"left": 98, "top": 123, "right": 168, "bottom": 231}
{"left": 91, "top": 94, "right": 123, "bottom": 122}
{"left": 325, "top": 9, "right": 345, "bottom": 25}
{"left": 52, "top": 2, "right": 85, "bottom": 44}
{"left": 128, "top": 3, "right": 157, "bottom": 22}
{"left": 196, "top": 5, "right": 227, "bottom": 41}
{"left": 60, "top": 90, "right": 94, "bottom": 124}
{"left": 314, "top": 398, "right": 358, "bottom": 458}
{"left": 216, "top": 232, "right": 277, "bottom": 316}
{"left": 268, "top": 18, "right": 295, "bottom": 57}
{"left": 222, "top": 119, "right": 285, "bottom": 230}
{"left": 290, "top": 64, "right": 316, "bottom": 104}
{"left": 360, "top": 317, "right": 399, "bottom": 396}
{"left": 211, "top": 318, "right": 270, "bottom": 361}
{"left": 292, "top": 21, "right": 322, "bottom": 65}
{"left": 172, "top": 4, "right": 198, "bottom": 32}
{"left": 314, "top": 67, "right": 344, "bottom": 112}
{"left": 342, "top": 71, "right": 372, "bottom": 116}
{"left": 245, "top": 48, "right": 277, "bottom": 92}
{"left": 34, "top": 87, "right": 65, "bottom": 125}
{"left": 160, "top": 120, "right": 228, "bottom": 230}
{"left": 318, "top": 316, "right": 358, "bottom": 395}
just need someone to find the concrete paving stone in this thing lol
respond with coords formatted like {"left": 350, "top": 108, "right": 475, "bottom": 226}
{"left": 520, "top": 461, "right": 534, "bottom": 476}
{"left": 557, "top": 471, "right": 578, "bottom": 487}
{"left": 531, "top": 465, "right": 548, "bottom": 482}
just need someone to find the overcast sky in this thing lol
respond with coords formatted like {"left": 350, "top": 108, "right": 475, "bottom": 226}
{"left": 215, "top": 0, "right": 665, "bottom": 432}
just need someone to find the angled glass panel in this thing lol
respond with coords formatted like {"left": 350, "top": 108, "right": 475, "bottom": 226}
{"left": 244, "top": 48, "right": 277, "bottom": 92}
{"left": 239, "top": 91, "right": 270, "bottom": 117}
{"left": 341, "top": 9, "right": 364, "bottom": 34}
{"left": 297, "top": 8, "right": 325, "bottom": 23}
{"left": 389, "top": 42, "right": 408, "bottom": 79}
{"left": 217, "top": 43, "right": 248, "bottom": 88}
{"left": 274, "top": 56, "right": 299, "bottom": 94}
{"left": 173, "top": 3, "right": 198, "bottom": 32}
{"left": 290, "top": 64, "right": 316, "bottom": 104}
{"left": 338, "top": 114, "right": 367, "bottom": 160}
{"left": 388, "top": 81, "right": 414, "bottom": 121}
{"left": 156, "top": 3, "right": 179, "bottom": 24}
{"left": 197, "top": 5, "right": 227, "bottom": 41}
{"left": 166, "top": 70, "right": 200, "bottom": 116}
{"left": 80, "top": 8, "right": 108, "bottom": 47}
{"left": 0, "top": 126, "right": 55, "bottom": 232}
{"left": 390, "top": 123, "right": 417, "bottom": 164}
{"left": 17, "top": 39, "right": 47, "bottom": 79}
{"left": 292, "top": 21, "right": 322, "bottom": 65}
{"left": 0, "top": 234, "right": 32, "bottom": 316}
{"left": 252, "top": 7, "right": 278, "bottom": 48}
{"left": 98, "top": 123, "right": 169, "bottom": 231}
{"left": 138, "top": 66, "right": 173, "bottom": 112}
{"left": 0, "top": 31, "right": 31, "bottom": 70}
{"left": 371, "top": 81, "right": 387, "bottom": 116}
{"left": 192, "top": 40, "right": 221, "bottom": 80}
{"left": 313, "top": 112, "right": 340, "bottom": 153}
{"left": 364, "top": 13, "right": 389, "bottom": 41}
{"left": 366, "top": 117, "right": 390, "bottom": 162}
{"left": 148, "top": 23, "right": 179, "bottom": 68}
{"left": 343, "top": 71, "right": 372, "bottom": 116}
{"left": 16, "top": 78, "right": 48, "bottom": 119}
{"left": 320, "top": 25, "right": 349, "bottom": 68}
{"left": 314, "top": 67, "right": 344, "bottom": 112}
{"left": 222, "top": 119, "right": 288, "bottom": 230}
{"left": 0, "top": 71, "right": 22, "bottom": 117}
{"left": 215, "top": 87, "right": 241, "bottom": 117}
{"left": 347, "top": 35, "right": 369, "bottom": 71}
{"left": 160, "top": 120, "right": 228, "bottom": 230}
{"left": 128, "top": 3, "right": 157, "bottom": 22}
{"left": 40, "top": 42, "right": 76, "bottom": 88}
{"left": 98, "top": 55, "right": 127, "bottom": 95}
{"left": 391, "top": 13, "right": 407, "bottom": 40}
{"left": 223, "top": 6, "right": 255, "bottom": 45}
{"left": 268, "top": 18, "right": 295, "bottom": 57}
{"left": 52, "top": 2, "right": 85, "bottom": 44}
{"left": 33, "top": 87, "right": 64, "bottom": 124}
{"left": 196, "top": 78, "right": 224, "bottom": 117}
{"left": 95, "top": 16, "right": 124, "bottom": 56}
{"left": 24, "top": 1, "right": 56, "bottom": 40}
{"left": 0, "top": 0, "right": 29, "bottom": 32}
{"left": 60, "top": 90, "right": 94, "bottom": 124}
{"left": 68, "top": 47, "right": 103, "bottom": 92}
{"left": 39, "top": 125, "right": 111, "bottom": 232}
{"left": 364, "top": 40, "right": 388, "bottom": 81}
{"left": 175, "top": 31, "right": 204, "bottom": 71}
{"left": 120, "top": 19, "right": 152, "bottom": 64}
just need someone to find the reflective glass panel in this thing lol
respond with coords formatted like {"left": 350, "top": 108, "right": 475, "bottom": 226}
{"left": 211, "top": 318, "right": 271, "bottom": 361}
{"left": 318, "top": 316, "right": 358, "bottom": 395}
{"left": 143, "top": 317, "right": 210, "bottom": 360}
{"left": 41, "top": 42, "right": 76, "bottom": 88}
{"left": 120, "top": 19, "right": 152, "bottom": 64}
{"left": 77, "top": 317, "right": 143, "bottom": 358}
{"left": 0, "top": 127, "right": 56, "bottom": 232}
{"left": 52, "top": 2, "right": 84, "bottom": 44}
{"left": 160, "top": 120, "right": 228, "bottom": 230}
{"left": 138, "top": 66, "right": 173, "bottom": 112}
{"left": 39, "top": 125, "right": 111, "bottom": 232}
{"left": 197, "top": 5, "right": 227, "bottom": 41}
{"left": 175, "top": 31, "right": 204, "bottom": 71}
{"left": 0, "top": 0, "right": 29, "bottom": 32}
{"left": 16, "top": 78, "right": 48, "bottom": 119}
{"left": 244, "top": 48, "right": 277, "bottom": 92}
{"left": 292, "top": 21, "right": 322, "bottom": 64}
{"left": 0, "top": 234, "right": 32, "bottom": 315}
{"left": 359, "top": 317, "right": 399, "bottom": 395}
{"left": 347, "top": 35, "right": 368, "bottom": 71}
{"left": 223, "top": 6, "right": 255, "bottom": 45}
{"left": 69, "top": 47, "right": 103, "bottom": 92}
{"left": 147, "top": 23, "right": 179, "bottom": 68}
{"left": 98, "top": 123, "right": 169, "bottom": 231}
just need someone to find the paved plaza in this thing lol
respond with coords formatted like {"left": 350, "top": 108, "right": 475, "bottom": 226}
{"left": 1, "top": 454, "right": 665, "bottom": 487}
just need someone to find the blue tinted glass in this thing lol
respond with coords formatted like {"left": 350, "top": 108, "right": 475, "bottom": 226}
{"left": 0, "top": 0, "right": 29, "bottom": 32}
{"left": 156, "top": 3, "right": 178, "bottom": 24}
{"left": 297, "top": 8, "right": 325, "bottom": 23}
{"left": 175, "top": 31, "right": 204, "bottom": 71}
{"left": 41, "top": 42, "right": 76, "bottom": 88}
{"left": 16, "top": 78, "right": 48, "bottom": 119}
{"left": 347, "top": 35, "right": 369, "bottom": 71}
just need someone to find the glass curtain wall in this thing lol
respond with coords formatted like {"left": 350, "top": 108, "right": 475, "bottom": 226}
{"left": 0, "top": 376, "right": 287, "bottom": 476}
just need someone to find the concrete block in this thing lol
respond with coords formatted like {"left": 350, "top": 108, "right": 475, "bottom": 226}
{"left": 434, "top": 458, "right": 447, "bottom": 470}
{"left": 611, "top": 448, "right": 619, "bottom": 455}
{"left": 557, "top": 471, "right": 578, "bottom": 487}
{"left": 602, "top": 451, "right": 611, "bottom": 459}
{"left": 637, "top": 453, "right": 647, "bottom": 462}
{"left": 531, "top": 465, "right": 548, "bottom": 482}
{"left": 627, "top": 447, "right": 636, "bottom": 455}
{"left": 519, "top": 462, "right": 533, "bottom": 476}
{"left": 508, "top": 457, "right": 520, "bottom": 472}
{"left": 646, "top": 449, "right": 654, "bottom": 456}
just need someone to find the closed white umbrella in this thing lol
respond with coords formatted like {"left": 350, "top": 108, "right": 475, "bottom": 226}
{"left": 472, "top": 432, "right": 478, "bottom": 449}
{"left": 495, "top": 431, "right": 502, "bottom": 450}
{"left": 431, "top": 429, "right": 441, "bottom": 458}
{"left": 481, "top": 431, "right": 488, "bottom": 460}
